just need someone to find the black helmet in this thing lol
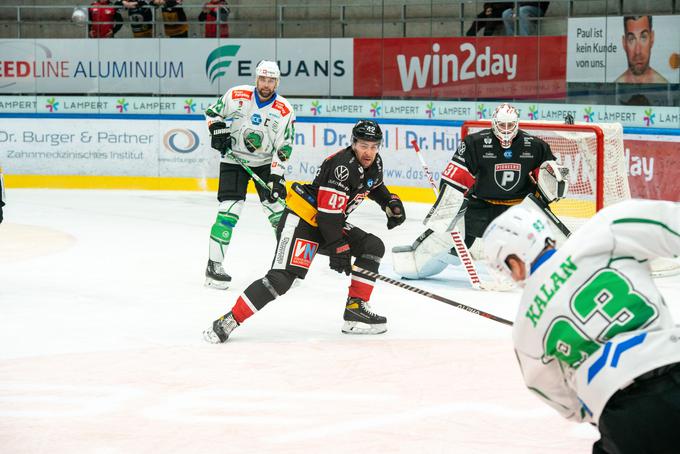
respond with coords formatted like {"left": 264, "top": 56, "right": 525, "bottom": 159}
{"left": 352, "top": 120, "right": 383, "bottom": 143}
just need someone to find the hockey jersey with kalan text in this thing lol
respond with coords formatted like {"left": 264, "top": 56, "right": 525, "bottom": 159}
{"left": 513, "top": 199, "right": 680, "bottom": 424}
{"left": 443, "top": 129, "right": 555, "bottom": 201}
{"left": 205, "top": 85, "right": 296, "bottom": 177}
{"left": 299, "top": 147, "right": 392, "bottom": 246}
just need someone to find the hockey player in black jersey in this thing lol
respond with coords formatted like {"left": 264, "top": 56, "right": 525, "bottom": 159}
{"left": 203, "top": 120, "right": 407, "bottom": 343}
{"left": 392, "top": 103, "right": 569, "bottom": 279}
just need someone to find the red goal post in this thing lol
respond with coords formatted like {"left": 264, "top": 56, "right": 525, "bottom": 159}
{"left": 460, "top": 120, "right": 631, "bottom": 228}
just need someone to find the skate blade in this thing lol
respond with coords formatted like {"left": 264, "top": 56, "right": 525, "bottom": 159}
{"left": 204, "top": 277, "right": 230, "bottom": 290}
{"left": 202, "top": 328, "right": 225, "bottom": 344}
{"left": 342, "top": 321, "right": 387, "bottom": 335}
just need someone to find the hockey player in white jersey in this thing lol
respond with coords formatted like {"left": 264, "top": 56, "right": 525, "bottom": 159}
{"left": 483, "top": 199, "right": 680, "bottom": 453}
{"left": 204, "top": 60, "right": 296, "bottom": 289}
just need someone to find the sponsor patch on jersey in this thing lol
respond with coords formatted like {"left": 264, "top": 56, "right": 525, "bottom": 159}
{"left": 484, "top": 137, "right": 492, "bottom": 145}
{"left": 334, "top": 165, "right": 349, "bottom": 182}
{"left": 231, "top": 89, "right": 253, "bottom": 100}
{"left": 272, "top": 100, "right": 290, "bottom": 117}
{"left": 251, "top": 113, "right": 262, "bottom": 125}
{"left": 290, "top": 239, "right": 318, "bottom": 269}
{"left": 504, "top": 150, "right": 513, "bottom": 159}
{"left": 494, "top": 163, "right": 522, "bottom": 191}
{"left": 457, "top": 141, "right": 466, "bottom": 156}
{"left": 366, "top": 178, "right": 374, "bottom": 188}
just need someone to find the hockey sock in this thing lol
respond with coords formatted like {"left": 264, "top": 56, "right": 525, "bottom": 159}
{"left": 261, "top": 199, "right": 285, "bottom": 230}
{"left": 209, "top": 200, "right": 243, "bottom": 262}
{"left": 349, "top": 234, "right": 385, "bottom": 301}
{"left": 231, "top": 270, "right": 296, "bottom": 324}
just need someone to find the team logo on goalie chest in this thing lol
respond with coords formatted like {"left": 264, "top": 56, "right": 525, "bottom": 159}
{"left": 290, "top": 239, "right": 319, "bottom": 269}
{"left": 494, "top": 163, "right": 522, "bottom": 191}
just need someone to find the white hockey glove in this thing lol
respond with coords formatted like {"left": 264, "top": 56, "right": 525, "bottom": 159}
{"left": 537, "top": 160, "right": 569, "bottom": 203}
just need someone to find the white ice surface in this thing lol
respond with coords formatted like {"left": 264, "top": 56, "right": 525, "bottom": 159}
{"left": 2, "top": 189, "right": 679, "bottom": 453}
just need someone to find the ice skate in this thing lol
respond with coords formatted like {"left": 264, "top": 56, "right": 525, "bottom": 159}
{"left": 205, "top": 259, "right": 231, "bottom": 290}
{"left": 342, "top": 297, "right": 387, "bottom": 334}
{"left": 203, "top": 312, "right": 239, "bottom": 344}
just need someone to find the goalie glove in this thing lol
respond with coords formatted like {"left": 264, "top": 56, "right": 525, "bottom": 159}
{"left": 537, "top": 160, "right": 570, "bottom": 203}
{"left": 209, "top": 122, "right": 231, "bottom": 156}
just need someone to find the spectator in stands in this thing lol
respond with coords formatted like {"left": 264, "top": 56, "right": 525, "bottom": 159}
{"left": 121, "top": 0, "right": 155, "bottom": 38}
{"left": 615, "top": 16, "right": 668, "bottom": 84}
{"left": 502, "top": 2, "right": 549, "bottom": 36}
{"left": 199, "top": 0, "right": 230, "bottom": 38}
{"left": 466, "top": 2, "right": 513, "bottom": 37}
{"left": 154, "top": 0, "right": 188, "bottom": 37}
{"left": 88, "top": 0, "right": 123, "bottom": 38}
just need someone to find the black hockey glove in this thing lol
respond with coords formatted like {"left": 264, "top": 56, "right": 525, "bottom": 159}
{"left": 385, "top": 194, "right": 405, "bottom": 230}
{"left": 209, "top": 121, "right": 231, "bottom": 156}
{"left": 328, "top": 240, "right": 352, "bottom": 275}
{"left": 267, "top": 174, "right": 286, "bottom": 203}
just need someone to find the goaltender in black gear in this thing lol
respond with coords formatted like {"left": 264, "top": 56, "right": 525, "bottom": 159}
{"left": 203, "top": 120, "right": 407, "bottom": 343}
{"left": 392, "top": 103, "right": 569, "bottom": 279}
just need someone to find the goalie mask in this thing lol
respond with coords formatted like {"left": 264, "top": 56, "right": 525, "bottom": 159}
{"left": 491, "top": 103, "right": 519, "bottom": 149}
{"left": 255, "top": 60, "right": 281, "bottom": 88}
{"left": 482, "top": 205, "right": 555, "bottom": 282}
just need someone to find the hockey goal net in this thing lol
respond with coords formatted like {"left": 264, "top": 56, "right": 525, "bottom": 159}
{"left": 461, "top": 120, "right": 679, "bottom": 277}
{"left": 461, "top": 120, "right": 630, "bottom": 231}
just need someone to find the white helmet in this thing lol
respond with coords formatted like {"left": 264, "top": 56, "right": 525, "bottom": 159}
{"left": 491, "top": 103, "right": 519, "bottom": 149}
{"left": 255, "top": 60, "right": 280, "bottom": 78}
{"left": 71, "top": 7, "right": 88, "bottom": 24}
{"left": 482, "top": 204, "right": 555, "bottom": 281}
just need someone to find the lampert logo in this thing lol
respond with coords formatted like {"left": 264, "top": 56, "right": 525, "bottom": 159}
{"left": 184, "top": 98, "right": 196, "bottom": 113}
{"left": 583, "top": 107, "right": 595, "bottom": 122}
{"left": 528, "top": 105, "right": 539, "bottom": 120}
{"left": 425, "top": 102, "right": 435, "bottom": 118}
{"left": 163, "top": 128, "right": 200, "bottom": 153}
{"left": 311, "top": 100, "right": 322, "bottom": 115}
{"left": 205, "top": 45, "right": 241, "bottom": 84}
{"left": 370, "top": 101, "right": 381, "bottom": 117}
{"left": 45, "top": 97, "right": 59, "bottom": 112}
{"left": 643, "top": 108, "right": 655, "bottom": 126}
{"left": 476, "top": 103, "right": 487, "bottom": 119}
{"left": 116, "top": 98, "right": 128, "bottom": 113}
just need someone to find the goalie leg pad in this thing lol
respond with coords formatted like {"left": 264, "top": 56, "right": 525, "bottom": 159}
{"left": 424, "top": 184, "right": 467, "bottom": 232}
{"left": 209, "top": 200, "right": 244, "bottom": 262}
{"left": 392, "top": 229, "right": 458, "bottom": 279}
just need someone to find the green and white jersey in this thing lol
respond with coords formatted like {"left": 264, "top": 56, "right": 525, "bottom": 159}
{"left": 205, "top": 84, "right": 296, "bottom": 175}
{"left": 513, "top": 199, "right": 680, "bottom": 424}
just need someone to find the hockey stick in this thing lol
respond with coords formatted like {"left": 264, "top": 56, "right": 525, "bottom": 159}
{"left": 224, "top": 149, "right": 286, "bottom": 208}
{"left": 411, "top": 139, "right": 482, "bottom": 289}
{"left": 353, "top": 265, "right": 513, "bottom": 326}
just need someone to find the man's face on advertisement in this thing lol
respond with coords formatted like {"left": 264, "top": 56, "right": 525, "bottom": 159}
{"left": 622, "top": 16, "right": 654, "bottom": 76}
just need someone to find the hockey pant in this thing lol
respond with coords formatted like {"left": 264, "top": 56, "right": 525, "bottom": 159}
{"left": 229, "top": 210, "right": 385, "bottom": 324}
{"left": 593, "top": 363, "right": 680, "bottom": 454}
{"left": 392, "top": 198, "right": 511, "bottom": 279}
{"left": 208, "top": 162, "right": 285, "bottom": 263}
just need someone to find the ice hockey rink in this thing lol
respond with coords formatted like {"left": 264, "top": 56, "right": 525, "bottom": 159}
{"left": 3, "top": 188, "right": 680, "bottom": 453}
